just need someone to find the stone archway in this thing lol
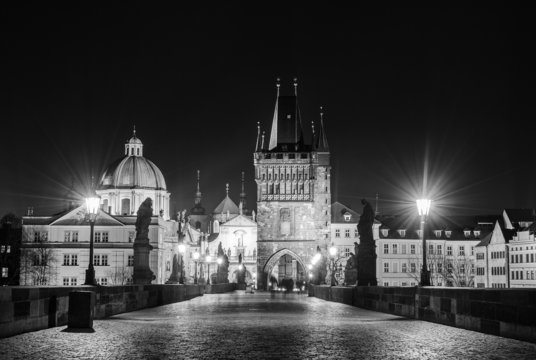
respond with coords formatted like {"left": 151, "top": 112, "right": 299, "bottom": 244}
{"left": 262, "top": 248, "right": 307, "bottom": 290}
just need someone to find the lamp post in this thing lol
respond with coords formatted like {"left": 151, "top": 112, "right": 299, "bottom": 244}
{"left": 84, "top": 197, "right": 99, "bottom": 285}
{"left": 206, "top": 255, "right": 212, "bottom": 285}
{"left": 417, "top": 198, "right": 432, "bottom": 287}
{"left": 329, "top": 245, "right": 337, "bottom": 286}
{"left": 178, "top": 243, "right": 186, "bottom": 284}
{"left": 193, "top": 251, "right": 200, "bottom": 284}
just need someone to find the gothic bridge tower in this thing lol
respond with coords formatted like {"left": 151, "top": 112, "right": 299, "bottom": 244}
{"left": 254, "top": 79, "right": 331, "bottom": 290}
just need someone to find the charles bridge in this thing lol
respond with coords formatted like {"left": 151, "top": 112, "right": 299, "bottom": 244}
{"left": 1, "top": 284, "right": 536, "bottom": 359}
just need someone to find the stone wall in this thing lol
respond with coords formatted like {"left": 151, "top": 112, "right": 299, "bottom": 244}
{"left": 309, "top": 285, "right": 536, "bottom": 343}
{"left": 0, "top": 284, "right": 204, "bottom": 339}
{"left": 204, "top": 283, "right": 237, "bottom": 294}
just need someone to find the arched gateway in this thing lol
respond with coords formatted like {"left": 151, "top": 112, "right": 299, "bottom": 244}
{"left": 262, "top": 249, "right": 307, "bottom": 290}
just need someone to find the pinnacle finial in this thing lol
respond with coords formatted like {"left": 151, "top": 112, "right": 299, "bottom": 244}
{"left": 197, "top": 170, "right": 201, "bottom": 193}
{"left": 311, "top": 120, "right": 315, "bottom": 135}
{"left": 226, "top": 183, "right": 229, "bottom": 196}
{"left": 133, "top": 125, "right": 136, "bottom": 138}
{"left": 293, "top": 77, "right": 298, "bottom": 95}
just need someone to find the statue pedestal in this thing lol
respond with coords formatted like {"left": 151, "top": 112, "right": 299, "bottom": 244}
{"left": 344, "top": 269, "right": 357, "bottom": 286}
{"left": 133, "top": 237, "right": 154, "bottom": 285}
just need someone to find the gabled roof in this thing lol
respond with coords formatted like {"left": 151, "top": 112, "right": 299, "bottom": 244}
{"left": 222, "top": 214, "right": 257, "bottom": 227}
{"left": 51, "top": 205, "right": 124, "bottom": 226}
{"left": 213, "top": 195, "right": 239, "bottom": 215}
{"left": 331, "top": 201, "right": 360, "bottom": 224}
{"left": 503, "top": 208, "right": 536, "bottom": 230}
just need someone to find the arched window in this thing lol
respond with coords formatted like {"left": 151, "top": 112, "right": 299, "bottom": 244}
{"left": 121, "top": 198, "right": 130, "bottom": 215}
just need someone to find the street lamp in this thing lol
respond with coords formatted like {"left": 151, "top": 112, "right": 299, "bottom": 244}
{"left": 329, "top": 245, "right": 337, "bottom": 286}
{"left": 84, "top": 197, "right": 99, "bottom": 285}
{"left": 205, "top": 255, "right": 212, "bottom": 285}
{"left": 416, "top": 198, "right": 432, "bottom": 287}
{"left": 178, "top": 243, "right": 186, "bottom": 284}
{"left": 193, "top": 251, "right": 200, "bottom": 284}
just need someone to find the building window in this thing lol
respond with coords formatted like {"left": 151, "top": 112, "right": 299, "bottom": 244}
{"left": 381, "top": 229, "right": 389, "bottom": 237}
{"left": 128, "top": 255, "right": 134, "bottom": 267}
{"left": 383, "top": 282, "right": 389, "bottom": 287}
{"left": 345, "top": 248, "right": 350, "bottom": 257}
{"left": 63, "top": 277, "right": 70, "bottom": 286}
{"left": 343, "top": 213, "right": 352, "bottom": 222}
{"left": 459, "top": 246, "right": 465, "bottom": 256}
{"left": 429, "top": 244, "right": 434, "bottom": 255}
{"left": 335, "top": 229, "right": 340, "bottom": 238}
{"left": 33, "top": 231, "right": 47, "bottom": 242}
{"left": 98, "top": 278, "right": 108, "bottom": 286}
{"left": 392, "top": 244, "right": 397, "bottom": 254}
{"left": 63, "top": 254, "right": 78, "bottom": 266}
{"left": 345, "top": 229, "right": 350, "bottom": 238}
{"left": 2, "top": 267, "right": 8, "bottom": 278}
{"left": 71, "top": 255, "right": 78, "bottom": 266}
{"left": 64, "top": 231, "right": 70, "bottom": 242}
{"left": 471, "top": 246, "right": 474, "bottom": 256}
{"left": 410, "top": 263, "right": 416, "bottom": 273}
{"left": 434, "top": 230, "right": 441, "bottom": 238}
{"left": 384, "top": 263, "right": 389, "bottom": 273}
{"left": 401, "top": 244, "right": 407, "bottom": 254}
{"left": 398, "top": 230, "right": 406, "bottom": 237}
{"left": 95, "top": 232, "right": 101, "bottom": 242}
{"left": 437, "top": 263, "right": 443, "bottom": 273}
{"left": 63, "top": 255, "right": 69, "bottom": 266}
{"left": 94, "top": 255, "right": 101, "bottom": 266}
{"left": 354, "top": 229, "right": 358, "bottom": 237}
{"left": 402, "top": 263, "right": 407, "bottom": 272}
{"left": 447, "top": 246, "right": 453, "bottom": 256}
{"left": 101, "top": 255, "right": 108, "bottom": 266}
{"left": 445, "top": 231, "right": 452, "bottom": 238}
{"left": 129, "top": 231, "right": 135, "bottom": 243}
{"left": 437, "top": 245, "right": 442, "bottom": 255}
{"left": 410, "top": 244, "right": 416, "bottom": 255}
{"left": 383, "top": 244, "right": 389, "bottom": 254}
{"left": 102, "top": 232, "right": 109, "bottom": 243}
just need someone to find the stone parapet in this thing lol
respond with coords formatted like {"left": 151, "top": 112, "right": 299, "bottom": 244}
{"left": 0, "top": 284, "right": 204, "bottom": 339}
{"left": 309, "top": 285, "right": 536, "bottom": 344}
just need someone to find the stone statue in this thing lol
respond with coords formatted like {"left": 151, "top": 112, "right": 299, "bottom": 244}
{"left": 133, "top": 197, "right": 154, "bottom": 284}
{"left": 357, "top": 198, "right": 377, "bottom": 286}
{"left": 135, "top": 198, "right": 153, "bottom": 239}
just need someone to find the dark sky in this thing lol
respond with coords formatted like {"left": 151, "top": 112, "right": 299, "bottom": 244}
{"left": 1, "top": 3, "right": 535, "bottom": 218}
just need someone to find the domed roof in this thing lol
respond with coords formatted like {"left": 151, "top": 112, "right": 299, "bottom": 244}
{"left": 98, "top": 156, "right": 167, "bottom": 190}
{"left": 98, "top": 129, "right": 166, "bottom": 190}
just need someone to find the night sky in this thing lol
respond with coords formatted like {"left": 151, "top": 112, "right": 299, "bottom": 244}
{"left": 2, "top": 3, "right": 535, "bottom": 219}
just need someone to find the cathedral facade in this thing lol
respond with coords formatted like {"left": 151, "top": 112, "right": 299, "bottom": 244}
{"left": 254, "top": 80, "right": 331, "bottom": 290}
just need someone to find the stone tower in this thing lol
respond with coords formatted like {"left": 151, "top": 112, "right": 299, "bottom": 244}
{"left": 254, "top": 79, "right": 331, "bottom": 290}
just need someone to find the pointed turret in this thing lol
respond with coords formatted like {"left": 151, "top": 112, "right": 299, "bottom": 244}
{"left": 268, "top": 78, "right": 305, "bottom": 152}
{"left": 315, "top": 106, "right": 329, "bottom": 152}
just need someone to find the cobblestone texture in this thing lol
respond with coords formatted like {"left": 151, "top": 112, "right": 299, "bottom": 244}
{"left": 2, "top": 291, "right": 536, "bottom": 359}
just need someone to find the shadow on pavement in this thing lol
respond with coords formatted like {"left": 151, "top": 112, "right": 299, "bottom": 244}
{"left": 61, "top": 327, "right": 95, "bottom": 333}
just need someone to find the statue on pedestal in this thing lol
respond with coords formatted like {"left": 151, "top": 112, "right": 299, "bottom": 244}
{"left": 357, "top": 198, "right": 377, "bottom": 286}
{"left": 133, "top": 198, "right": 155, "bottom": 284}
{"left": 344, "top": 242, "right": 358, "bottom": 286}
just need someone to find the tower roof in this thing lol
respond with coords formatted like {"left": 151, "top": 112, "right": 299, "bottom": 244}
{"left": 267, "top": 79, "right": 306, "bottom": 152}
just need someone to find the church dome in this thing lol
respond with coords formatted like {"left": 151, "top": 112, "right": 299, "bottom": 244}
{"left": 98, "top": 130, "right": 167, "bottom": 190}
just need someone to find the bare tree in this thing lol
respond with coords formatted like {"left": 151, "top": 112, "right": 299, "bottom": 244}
{"left": 20, "top": 241, "right": 58, "bottom": 286}
{"left": 408, "top": 251, "right": 475, "bottom": 287}
{"left": 105, "top": 266, "right": 133, "bottom": 285}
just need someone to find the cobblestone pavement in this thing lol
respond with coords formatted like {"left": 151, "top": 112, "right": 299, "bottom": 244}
{"left": 2, "top": 291, "right": 536, "bottom": 360}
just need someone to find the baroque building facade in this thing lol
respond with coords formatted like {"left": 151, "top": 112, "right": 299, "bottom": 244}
{"left": 254, "top": 80, "right": 331, "bottom": 290}
{"left": 20, "top": 131, "right": 178, "bottom": 286}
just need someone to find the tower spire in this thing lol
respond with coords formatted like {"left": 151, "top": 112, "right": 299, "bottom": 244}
{"left": 195, "top": 170, "right": 202, "bottom": 205}
{"left": 293, "top": 77, "right": 298, "bottom": 96}
{"left": 226, "top": 183, "right": 229, "bottom": 197}
{"left": 240, "top": 171, "right": 247, "bottom": 212}
{"left": 375, "top": 192, "right": 380, "bottom": 216}
{"left": 261, "top": 131, "right": 265, "bottom": 150}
